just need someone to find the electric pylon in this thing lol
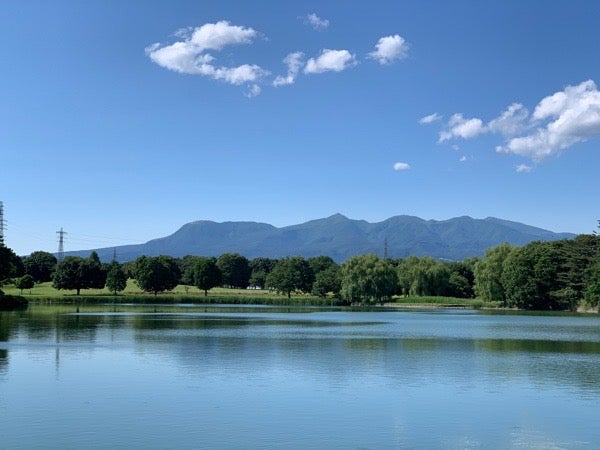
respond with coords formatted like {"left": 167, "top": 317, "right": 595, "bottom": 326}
{"left": 0, "top": 201, "right": 4, "bottom": 246}
{"left": 57, "top": 228, "right": 67, "bottom": 261}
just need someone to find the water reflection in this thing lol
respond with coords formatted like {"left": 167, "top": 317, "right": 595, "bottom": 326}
{"left": 1, "top": 305, "right": 600, "bottom": 448}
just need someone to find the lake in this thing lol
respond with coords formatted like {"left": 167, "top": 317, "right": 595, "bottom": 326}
{"left": 1, "top": 305, "right": 600, "bottom": 449}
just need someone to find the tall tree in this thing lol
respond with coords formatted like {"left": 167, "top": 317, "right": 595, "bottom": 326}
{"left": 105, "top": 261, "right": 128, "bottom": 295}
{"left": 0, "top": 244, "right": 21, "bottom": 282}
{"left": 266, "top": 256, "right": 314, "bottom": 298}
{"left": 311, "top": 265, "right": 341, "bottom": 298}
{"left": 178, "top": 255, "right": 201, "bottom": 286}
{"left": 340, "top": 254, "right": 398, "bottom": 305}
{"left": 86, "top": 251, "right": 107, "bottom": 289}
{"left": 52, "top": 256, "right": 97, "bottom": 295}
{"left": 502, "top": 241, "right": 574, "bottom": 310}
{"left": 134, "top": 255, "right": 181, "bottom": 295}
{"left": 217, "top": 253, "right": 251, "bottom": 289}
{"left": 249, "top": 257, "right": 276, "bottom": 289}
{"left": 473, "top": 243, "right": 515, "bottom": 305}
{"left": 23, "top": 251, "right": 57, "bottom": 282}
{"left": 194, "top": 257, "right": 221, "bottom": 296}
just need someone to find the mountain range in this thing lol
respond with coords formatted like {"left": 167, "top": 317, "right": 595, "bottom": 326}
{"left": 64, "top": 214, "right": 576, "bottom": 263}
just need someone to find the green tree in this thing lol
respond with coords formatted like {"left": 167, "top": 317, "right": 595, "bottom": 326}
{"left": 249, "top": 257, "right": 276, "bottom": 289}
{"left": 86, "top": 251, "right": 107, "bottom": 289}
{"left": 217, "top": 253, "right": 251, "bottom": 288}
{"left": 445, "top": 260, "right": 475, "bottom": 298}
{"left": 23, "top": 251, "right": 57, "bottom": 282}
{"left": 15, "top": 274, "right": 34, "bottom": 294}
{"left": 307, "top": 256, "right": 337, "bottom": 275}
{"left": 178, "top": 255, "right": 201, "bottom": 286}
{"left": 311, "top": 265, "right": 341, "bottom": 298}
{"left": 396, "top": 256, "right": 449, "bottom": 297}
{"left": 557, "top": 235, "right": 599, "bottom": 298}
{"left": 474, "top": 243, "right": 515, "bottom": 304}
{"left": 340, "top": 254, "right": 398, "bottom": 305}
{"left": 134, "top": 255, "right": 181, "bottom": 295}
{"left": 105, "top": 261, "right": 128, "bottom": 295}
{"left": 502, "top": 241, "right": 573, "bottom": 310}
{"left": 266, "top": 256, "right": 314, "bottom": 298}
{"left": 52, "top": 256, "right": 93, "bottom": 295}
{"left": 584, "top": 282, "right": 600, "bottom": 308}
{"left": 194, "top": 257, "right": 222, "bottom": 296}
{"left": 0, "top": 244, "right": 21, "bottom": 282}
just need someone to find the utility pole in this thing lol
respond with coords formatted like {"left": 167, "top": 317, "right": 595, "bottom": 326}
{"left": 56, "top": 228, "right": 67, "bottom": 261}
{"left": 0, "top": 201, "right": 5, "bottom": 246}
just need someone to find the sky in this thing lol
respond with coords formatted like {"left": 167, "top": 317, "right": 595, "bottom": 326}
{"left": 2, "top": 0, "right": 600, "bottom": 256}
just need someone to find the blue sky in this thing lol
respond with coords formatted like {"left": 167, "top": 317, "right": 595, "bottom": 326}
{"left": 2, "top": 0, "right": 600, "bottom": 256}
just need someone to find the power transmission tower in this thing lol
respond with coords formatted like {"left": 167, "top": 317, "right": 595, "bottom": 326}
{"left": 56, "top": 228, "right": 67, "bottom": 261}
{"left": 0, "top": 201, "right": 5, "bottom": 246}
{"left": 384, "top": 237, "right": 389, "bottom": 260}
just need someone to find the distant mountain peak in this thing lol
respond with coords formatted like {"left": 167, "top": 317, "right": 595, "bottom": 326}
{"left": 64, "top": 214, "right": 577, "bottom": 263}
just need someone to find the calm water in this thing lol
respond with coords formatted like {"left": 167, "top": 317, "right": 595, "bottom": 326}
{"left": 1, "top": 305, "right": 600, "bottom": 449}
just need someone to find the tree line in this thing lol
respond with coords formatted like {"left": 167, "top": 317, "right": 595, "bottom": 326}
{"left": 1, "top": 232, "right": 599, "bottom": 310}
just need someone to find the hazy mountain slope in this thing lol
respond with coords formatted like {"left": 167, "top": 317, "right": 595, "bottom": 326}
{"left": 65, "top": 214, "right": 576, "bottom": 262}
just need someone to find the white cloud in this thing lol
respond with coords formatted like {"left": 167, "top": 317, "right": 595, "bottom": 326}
{"left": 146, "top": 21, "right": 268, "bottom": 87}
{"left": 304, "top": 13, "right": 329, "bottom": 31}
{"left": 496, "top": 80, "right": 600, "bottom": 161}
{"left": 393, "top": 162, "right": 411, "bottom": 171}
{"left": 245, "top": 84, "right": 261, "bottom": 98}
{"left": 304, "top": 49, "right": 357, "bottom": 74}
{"left": 436, "top": 80, "right": 600, "bottom": 163}
{"left": 273, "top": 52, "right": 305, "bottom": 87}
{"left": 488, "top": 103, "right": 529, "bottom": 136}
{"left": 369, "top": 35, "right": 409, "bottom": 65}
{"left": 516, "top": 164, "right": 533, "bottom": 173}
{"left": 439, "top": 113, "right": 486, "bottom": 142}
{"left": 459, "top": 155, "right": 467, "bottom": 162}
{"left": 419, "top": 113, "right": 442, "bottom": 124}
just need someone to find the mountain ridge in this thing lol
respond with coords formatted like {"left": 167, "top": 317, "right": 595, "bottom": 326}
{"left": 64, "top": 214, "right": 576, "bottom": 263}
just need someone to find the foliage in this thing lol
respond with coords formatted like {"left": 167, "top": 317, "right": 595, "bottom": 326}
{"left": 0, "top": 244, "right": 23, "bottom": 282}
{"left": 105, "top": 261, "right": 128, "bottom": 295}
{"left": 307, "top": 256, "right": 337, "bottom": 274}
{"left": 584, "top": 282, "right": 600, "bottom": 308}
{"left": 217, "top": 253, "right": 251, "bottom": 289}
{"left": 15, "top": 274, "right": 34, "bottom": 294}
{"left": 397, "top": 256, "right": 449, "bottom": 297}
{"left": 249, "top": 257, "right": 277, "bottom": 288}
{"left": 52, "top": 253, "right": 108, "bottom": 295}
{"left": 312, "top": 265, "right": 341, "bottom": 297}
{"left": 134, "top": 255, "right": 181, "bottom": 295}
{"left": 194, "top": 257, "right": 222, "bottom": 296}
{"left": 340, "top": 254, "right": 398, "bottom": 304}
{"left": 87, "top": 252, "right": 108, "bottom": 289}
{"left": 501, "top": 241, "right": 576, "bottom": 310}
{"left": 474, "top": 243, "right": 515, "bottom": 305}
{"left": 178, "top": 255, "right": 201, "bottom": 286}
{"left": 266, "top": 256, "right": 314, "bottom": 298}
{"left": 23, "top": 251, "right": 57, "bottom": 282}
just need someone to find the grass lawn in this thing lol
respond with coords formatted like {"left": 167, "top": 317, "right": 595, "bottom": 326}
{"left": 2, "top": 279, "right": 285, "bottom": 298}
{"left": 2, "top": 279, "right": 496, "bottom": 308}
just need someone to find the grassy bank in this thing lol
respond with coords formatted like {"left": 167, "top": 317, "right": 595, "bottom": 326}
{"left": 2, "top": 280, "right": 493, "bottom": 308}
{"left": 391, "top": 296, "right": 500, "bottom": 309}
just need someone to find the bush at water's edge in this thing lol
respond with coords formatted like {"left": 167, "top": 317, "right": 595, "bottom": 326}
{"left": 0, "top": 293, "right": 29, "bottom": 310}
{"left": 27, "top": 294, "right": 347, "bottom": 307}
